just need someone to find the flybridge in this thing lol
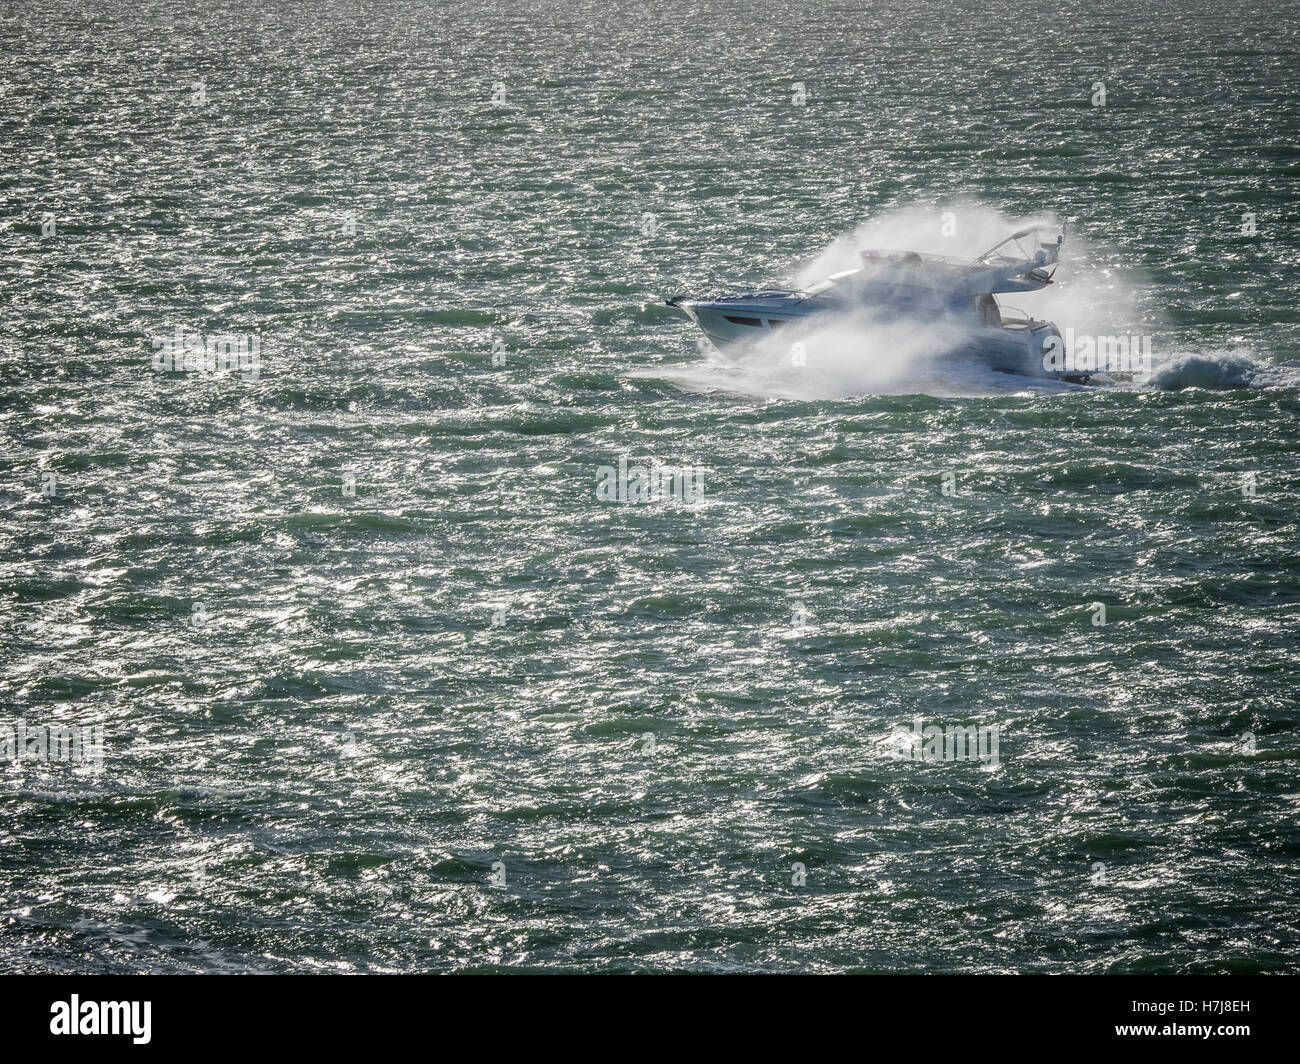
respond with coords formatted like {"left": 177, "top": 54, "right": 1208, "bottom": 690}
{"left": 806, "top": 226, "right": 1064, "bottom": 299}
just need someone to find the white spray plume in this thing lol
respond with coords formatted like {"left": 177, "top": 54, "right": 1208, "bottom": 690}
{"left": 662, "top": 201, "right": 1171, "bottom": 398}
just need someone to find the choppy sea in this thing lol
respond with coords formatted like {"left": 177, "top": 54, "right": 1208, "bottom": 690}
{"left": 1, "top": 0, "right": 1298, "bottom": 972}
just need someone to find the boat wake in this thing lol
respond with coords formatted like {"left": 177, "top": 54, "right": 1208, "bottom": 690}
{"left": 638, "top": 353, "right": 1088, "bottom": 400}
{"left": 651, "top": 204, "right": 1298, "bottom": 400}
{"left": 1142, "top": 349, "right": 1277, "bottom": 391}
{"left": 641, "top": 343, "right": 1295, "bottom": 400}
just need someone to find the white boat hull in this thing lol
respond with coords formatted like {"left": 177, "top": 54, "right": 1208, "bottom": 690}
{"left": 679, "top": 301, "right": 1065, "bottom": 379}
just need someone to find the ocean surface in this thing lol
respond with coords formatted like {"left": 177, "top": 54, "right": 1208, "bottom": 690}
{"left": 1, "top": 0, "right": 1298, "bottom": 973}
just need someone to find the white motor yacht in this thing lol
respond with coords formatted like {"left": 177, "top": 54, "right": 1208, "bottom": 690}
{"left": 667, "top": 227, "right": 1077, "bottom": 380}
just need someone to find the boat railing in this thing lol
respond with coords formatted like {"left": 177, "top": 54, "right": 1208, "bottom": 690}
{"left": 999, "top": 305, "right": 1042, "bottom": 323}
{"left": 998, "top": 305, "right": 1049, "bottom": 330}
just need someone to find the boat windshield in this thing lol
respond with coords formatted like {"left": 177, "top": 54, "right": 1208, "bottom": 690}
{"left": 973, "top": 226, "right": 1062, "bottom": 268}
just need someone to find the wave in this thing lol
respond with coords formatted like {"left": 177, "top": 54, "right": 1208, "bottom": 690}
{"left": 1143, "top": 350, "right": 1297, "bottom": 391}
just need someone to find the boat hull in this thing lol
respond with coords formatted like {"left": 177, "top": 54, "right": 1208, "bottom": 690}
{"left": 672, "top": 297, "right": 808, "bottom": 350}
{"left": 676, "top": 299, "right": 1065, "bottom": 379}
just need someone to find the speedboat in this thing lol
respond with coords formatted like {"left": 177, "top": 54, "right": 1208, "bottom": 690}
{"left": 667, "top": 227, "right": 1077, "bottom": 380}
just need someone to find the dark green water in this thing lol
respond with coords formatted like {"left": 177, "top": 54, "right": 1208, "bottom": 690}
{"left": 1, "top": 0, "right": 1297, "bottom": 972}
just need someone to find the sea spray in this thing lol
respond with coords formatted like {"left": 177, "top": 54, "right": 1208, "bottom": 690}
{"left": 793, "top": 202, "right": 1156, "bottom": 345}
{"left": 664, "top": 202, "right": 1164, "bottom": 399}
